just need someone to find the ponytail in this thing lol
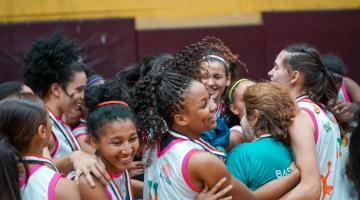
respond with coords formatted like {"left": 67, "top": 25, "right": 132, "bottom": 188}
{"left": 0, "top": 137, "right": 26, "bottom": 200}
{"left": 283, "top": 44, "right": 352, "bottom": 132}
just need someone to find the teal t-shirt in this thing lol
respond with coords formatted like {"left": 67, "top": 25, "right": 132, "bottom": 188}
{"left": 226, "top": 135, "right": 293, "bottom": 191}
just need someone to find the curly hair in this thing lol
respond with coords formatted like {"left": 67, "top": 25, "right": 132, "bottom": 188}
{"left": 23, "top": 32, "right": 84, "bottom": 98}
{"left": 243, "top": 82, "right": 297, "bottom": 146}
{"left": 132, "top": 70, "right": 192, "bottom": 147}
{"left": 199, "top": 37, "right": 247, "bottom": 81}
{"left": 85, "top": 80, "right": 135, "bottom": 139}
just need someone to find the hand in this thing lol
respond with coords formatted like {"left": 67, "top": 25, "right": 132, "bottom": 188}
{"left": 330, "top": 100, "right": 354, "bottom": 121}
{"left": 128, "top": 161, "right": 145, "bottom": 177}
{"left": 195, "top": 177, "right": 233, "bottom": 200}
{"left": 71, "top": 150, "right": 111, "bottom": 187}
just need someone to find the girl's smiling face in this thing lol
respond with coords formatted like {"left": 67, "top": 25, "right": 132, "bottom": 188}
{"left": 91, "top": 119, "right": 139, "bottom": 173}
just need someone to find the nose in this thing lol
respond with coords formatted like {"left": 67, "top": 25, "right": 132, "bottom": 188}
{"left": 268, "top": 68, "right": 274, "bottom": 78}
{"left": 207, "top": 78, "right": 215, "bottom": 87}
{"left": 120, "top": 142, "right": 134, "bottom": 156}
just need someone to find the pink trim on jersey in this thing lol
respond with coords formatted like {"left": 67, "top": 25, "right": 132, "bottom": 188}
{"left": 75, "top": 133, "right": 88, "bottom": 139}
{"left": 300, "top": 108, "right": 319, "bottom": 144}
{"left": 19, "top": 164, "right": 42, "bottom": 188}
{"left": 181, "top": 148, "right": 202, "bottom": 193}
{"left": 341, "top": 78, "right": 351, "bottom": 102}
{"left": 109, "top": 171, "right": 123, "bottom": 179}
{"left": 105, "top": 187, "right": 113, "bottom": 200}
{"left": 48, "top": 173, "right": 64, "bottom": 200}
{"left": 157, "top": 138, "right": 185, "bottom": 157}
{"left": 50, "top": 131, "right": 59, "bottom": 157}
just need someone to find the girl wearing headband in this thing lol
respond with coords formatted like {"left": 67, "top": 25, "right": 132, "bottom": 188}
{"left": 198, "top": 38, "right": 246, "bottom": 150}
{"left": 79, "top": 80, "right": 141, "bottom": 200}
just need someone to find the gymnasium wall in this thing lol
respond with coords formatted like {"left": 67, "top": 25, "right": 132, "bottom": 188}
{"left": 0, "top": 1, "right": 359, "bottom": 83}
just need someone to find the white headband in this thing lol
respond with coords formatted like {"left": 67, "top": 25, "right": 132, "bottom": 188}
{"left": 201, "top": 55, "right": 230, "bottom": 69}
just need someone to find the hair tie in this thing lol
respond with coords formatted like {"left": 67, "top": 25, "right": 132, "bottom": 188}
{"left": 228, "top": 79, "right": 248, "bottom": 102}
{"left": 201, "top": 55, "right": 230, "bottom": 69}
{"left": 97, "top": 100, "right": 129, "bottom": 108}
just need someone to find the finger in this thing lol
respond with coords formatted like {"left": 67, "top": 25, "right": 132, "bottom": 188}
{"left": 83, "top": 167, "right": 95, "bottom": 188}
{"left": 209, "top": 177, "right": 227, "bottom": 194}
{"left": 219, "top": 196, "right": 233, "bottom": 200}
{"left": 213, "top": 185, "right": 233, "bottom": 199}
{"left": 90, "top": 164, "right": 107, "bottom": 185}
{"left": 96, "top": 158, "right": 111, "bottom": 181}
{"left": 74, "top": 169, "right": 83, "bottom": 185}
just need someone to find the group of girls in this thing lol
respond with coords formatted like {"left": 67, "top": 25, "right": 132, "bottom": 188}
{"left": 0, "top": 31, "right": 359, "bottom": 200}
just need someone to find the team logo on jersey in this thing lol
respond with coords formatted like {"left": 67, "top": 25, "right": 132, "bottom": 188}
{"left": 160, "top": 164, "right": 172, "bottom": 185}
{"left": 313, "top": 105, "right": 320, "bottom": 114}
{"left": 323, "top": 121, "right": 332, "bottom": 133}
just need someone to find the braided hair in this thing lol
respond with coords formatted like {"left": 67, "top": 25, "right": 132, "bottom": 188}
{"left": 132, "top": 70, "right": 192, "bottom": 147}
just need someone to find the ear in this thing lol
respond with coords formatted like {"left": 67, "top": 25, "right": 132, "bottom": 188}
{"left": 89, "top": 136, "right": 99, "bottom": 150}
{"left": 173, "top": 113, "right": 189, "bottom": 127}
{"left": 226, "top": 73, "right": 231, "bottom": 86}
{"left": 36, "top": 124, "right": 47, "bottom": 140}
{"left": 229, "top": 103, "right": 240, "bottom": 116}
{"left": 250, "top": 109, "right": 259, "bottom": 127}
{"left": 50, "top": 83, "right": 62, "bottom": 97}
{"left": 289, "top": 71, "right": 300, "bottom": 85}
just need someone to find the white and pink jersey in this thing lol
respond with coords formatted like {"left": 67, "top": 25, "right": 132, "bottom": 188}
{"left": 105, "top": 170, "right": 133, "bottom": 200}
{"left": 143, "top": 134, "right": 204, "bottom": 199}
{"left": 20, "top": 158, "right": 63, "bottom": 200}
{"left": 337, "top": 77, "right": 351, "bottom": 103}
{"left": 296, "top": 96, "right": 343, "bottom": 200}
{"left": 72, "top": 119, "right": 87, "bottom": 139}
{"left": 48, "top": 109, "right": 81, "bottom": 158}
{"left": 143, "top": 130, "right": 226, "bottom": 200}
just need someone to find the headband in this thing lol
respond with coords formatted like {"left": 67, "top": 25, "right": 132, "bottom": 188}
{"left": 202, "top": 55, "right": 230, "bottom": 69}
{"left": 228, "top": 79, "right": 248, "bottom": 102}
{"left": 97, "top": 100, "right": 129, "bottom": 108}
{"left": 86, "top": 75, "right": 104, "bottom": 87}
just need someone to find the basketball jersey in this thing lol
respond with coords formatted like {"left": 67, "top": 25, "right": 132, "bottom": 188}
{"left": 20, "top": 156, "right": 63, "bottom": 200}
{"left": 337, "top": 77, "right": 351, "bottom": 103}
{"left": 143, "top": 137, "right": 202, "bottom": 200}
{"left": 335, "top": 77, "right": 358, "bottom": 199}
{"left": 105, "top": 170, "right": 133, "bottom": 200}
{"left": 48, "top": 110, "right": 81, "bottom": 158}
{"left": 72, "top": 119, "right": 87, "bottom": 139}
{"left": 296, "top": 96, "right": 343, "bottom": 200}
{"left": 143, "top": 130, "right": 226, "bottom": 200}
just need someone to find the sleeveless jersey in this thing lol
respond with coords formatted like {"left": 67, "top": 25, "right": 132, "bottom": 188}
{"left": 48, "top": 110, "right": 81, "bottom": 158}
{"left": 20, "top": 157, "right": 63, "bottom": 200}
{"left": 296, "top": 96, "right": 343, "bottom": 200}
{"left": 105, "top": 170, "right": 133, "bottom": 200}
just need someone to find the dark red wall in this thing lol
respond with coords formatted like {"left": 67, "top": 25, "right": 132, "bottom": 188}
{"left": 0, "top": 9, "right": 359, "bottom": 84}
{"left": 0, "top": 18, "right": 137, "bottom": 81}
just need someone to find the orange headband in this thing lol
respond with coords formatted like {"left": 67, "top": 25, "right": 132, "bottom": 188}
{"left": 97, "top": 100, "right": 129, "bottom": 108}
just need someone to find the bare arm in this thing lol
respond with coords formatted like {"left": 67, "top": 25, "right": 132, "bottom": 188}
{"left": 345, "top": 77, "right": 360, "bottom": 102}
{"left": 253, "top": 162, "right": 300, "bottom": 200}
{"left": 78, "top": 174, "right": 108, "bottom": 200}
{"left": 76, "top": 135, "right": 95, "bottom": 154}
{"left": 131, "top": 179, "right": 143, "bottom": 198}
{"left": 55, "top": 177, "right": 81, "bottom": 200}
{"left": 280, "top": 110, "right": 321, "bottom": 200}
{"left": 188, "top": 151, "right": 256, "bottom": 200}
